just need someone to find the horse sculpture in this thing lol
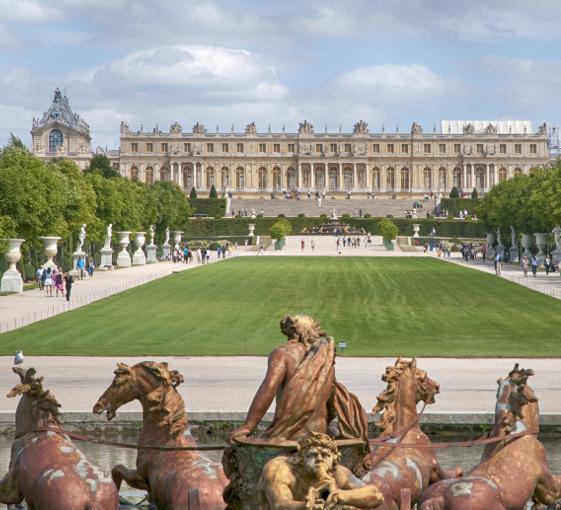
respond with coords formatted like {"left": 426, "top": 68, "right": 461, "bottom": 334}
{"left": 361, "top": 358, "right": 461, "bottom": 509}
{"left": 93, "top": 361, "right": 227, "bottom": 510}
{"left": 419, "top": 363, "right": 561, "bottom": 510}
{"left": 0, "top": 367, "right": 118, "bottom": 510}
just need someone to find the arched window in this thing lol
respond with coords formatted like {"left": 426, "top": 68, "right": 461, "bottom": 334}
{"left": 287, "top": 167, "right": 297, "bottom": 191}
{"left": 314, "top": 166, "right": 325, "bottom": 189}
{"left": 438, "top": 168, "right": 447, "bottom": 190}
{"left": 49, "top": 129, "right": 63, "bottom": 152}
{"left": 386, "top": 168, "right": 395, "bottom": 190}
{"left": 514, "top": 167, "right": 522, "bottom": 177}
{"left": 400, "top": 168, "right": 410, "bottom": 191}
{"left": 221, "top": 167, "right": 230, "bottom": 189}
{"left": 328, "top": 167, "right": 338, "bottom": 191}
{"left": 498, "top": 167, "right": 507, "bottom": 183}
{"left": 206, "top": 167, "right": 215, "bottom": 188}
{"left": 145, "top": 166, "right": 153, "bottom": 185}
{"left": 273, "top": 167, "right": 282, "bottom": 190}
{"left": 160, "top": 167, "right": 169, "bottom": 181}
{"left": 423, "top": 168, "right": 432, "bottom": 190}
{"left": 475, "top": 167, "right": 485, "bottom": 190}
{"left": 343, "top": 167, "right": 353, "bottom": 189}
{"left": 453, "top": 168, "right": 462, "bottom": 189}
{"left": 130, "top": 166, "right": 138, "bottom": 180}
{"left": 236, "top": 167, "right": 245, "bottom": 190}
{"left": 258, "top": 167, "right": 267, "bottom": 190}
{"left": 357, "top": 168, "right": 365, "bottom": 188}
{"left": 372, "top": 168, "right": 380, "bottom": 191}
{"left": 182, "top": 166, "right": 193, "bottom": 189}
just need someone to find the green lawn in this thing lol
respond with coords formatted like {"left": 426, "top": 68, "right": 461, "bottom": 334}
{"left": 2, "top": 257, "right": 561, "bottom": 357}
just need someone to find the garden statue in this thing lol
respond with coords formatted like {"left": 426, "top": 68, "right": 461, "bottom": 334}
{"left": 0, "top": 367, "right": 118, "bottom": 509}
{"left": 77, "top": 223, "right": 87, "bottom": 253}
{"left": 419, "top": 364, "right": 561, "bottom": 510}
{"left": 361, "top": 358, "right": 461, "bottom": 508}
{"left": 93, "top": 361, "right": 227, "bottom": 510}
{"left": 554, "top": 225, "right": 561, "bottom": 252}
{"left": 258, "top": 432, "right": 383, "bottom": 510}
{"left": 164, "top": 227, "right": 170, "bottom": 246}
{"left": 104, "top": 223, "right": 113, "bottom": 249}
{"left": 149, "top": 224, "right": 156, "bottom": 246}
{"left": 229, "top": 314, "right": 367, "bottom": 442}
{"left": 509, "top": 226, "right": 519, "bottom": 263}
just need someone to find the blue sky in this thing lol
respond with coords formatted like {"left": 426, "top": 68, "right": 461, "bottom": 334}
{"left": 1, "top": 0, "right": 561, "bottom": 148}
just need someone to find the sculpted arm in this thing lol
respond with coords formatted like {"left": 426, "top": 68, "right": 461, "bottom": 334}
{"left": 230, "top": 350, "right": 287, "bottom": 439}
{"left": 261, "top": 463, "right": 307, "bottom": 510}
{"left": 329, "top": 467, "right": 384, "bottom": 509}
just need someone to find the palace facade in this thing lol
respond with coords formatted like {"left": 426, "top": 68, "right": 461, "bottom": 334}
{"left": 32, "top": 90, "right": 550, "bottom": 195}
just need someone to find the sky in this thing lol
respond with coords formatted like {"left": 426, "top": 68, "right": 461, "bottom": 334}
{"left": 1, "top": 0, "right": 561, "bottom": 149}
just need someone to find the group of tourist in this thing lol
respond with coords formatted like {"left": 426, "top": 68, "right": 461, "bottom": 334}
{"left": 171, "top": 242, "right": 231, "bottom": 265}
{"left": 35, "top": 266, "right": 74, "bottom": 301}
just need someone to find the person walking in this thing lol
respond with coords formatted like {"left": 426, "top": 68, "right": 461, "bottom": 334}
{"left": 300, "top": 239, "right": 305, "bottom": 252}
{"left": 86, "top": 260, "right": 95, "bottom": 278}
{"left": 310, "top": 240, "right": 315, "bottom": 252}
{"left": 522, "top": 256, "right": 529, "bottom": 277}
{"left": 43, "top": 267, "right": 53, "bottom": 297}
{"left": 76, "top": 257, "right": 85, "bottom": 280}
{"left": 544, "top": 255, "right": 551, "bottom": 276}
{"left": 531, "top": 255, "right": 539, "bottom": 277}
{"left": 258, "top": 244, "right": 264, "bottom": 256}
{"left": 36, "top": 266, "right": 44, "bottom": 290}
{"left": 54, "top": 270, "right": 65, "bottom": 297}
{"left": 494, "top": 253, "right": 502, "bottom": 275}
{"left": 64, "top": 271, "right": 73, "bottom": 302}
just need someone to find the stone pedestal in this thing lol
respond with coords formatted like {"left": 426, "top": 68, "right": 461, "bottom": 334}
{"left": 223, "top": 437, "right": 367, "bottom": 510}
{"left": 100, "top": 247, "right": 113, "bottom": 270}
{"left": 39, "top": 236, "right": 61, "bottom": 271}
{"left": 412, "top": 224, "right": 420, "bottom": 238}
{"left": 172, "top": 231, "right": 184, "bottom": 253}
{"left": 146, "top": 245, "right": 157, "bottom": 264}
{"left": 521, "top": 233, "right": 533, "bottom": 259}
{"left": 0, "top": 239, "right": 25, "bottom": 293}
{"left": 132, "top": 232, "right": 146, "bottom": 266}
{"left": 486, "top": 232, "right": 496, "bottom": 260}
{"left": 551, "top": 249, "right": 561, "bottom": 265}
{"left": 534, "top": 233, "right": 548, "bottom": 266}
{"left": 509, "top": 248, "right": 519, "bottom": 264}
{"left": 116, "top": 231, "right": 131, "bottom": 268}
{"left": 161, "top": 243, "right": 171, "bottom": 261}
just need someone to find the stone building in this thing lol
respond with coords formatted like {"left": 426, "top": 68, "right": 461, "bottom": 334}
{"left": 118, "top": 119, "right": 548, "bottom": 196}
{"left": 31, "top": 89, "right": 93, "bottom": 170}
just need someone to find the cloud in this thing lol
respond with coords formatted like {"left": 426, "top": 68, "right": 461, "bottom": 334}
{"left": 0, "top": 0, "right": 61, "bottom": 23}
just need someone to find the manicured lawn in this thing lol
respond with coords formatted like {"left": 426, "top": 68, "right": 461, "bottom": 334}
{"left": 2, "top": 257, "right": 561, "bottom": 356}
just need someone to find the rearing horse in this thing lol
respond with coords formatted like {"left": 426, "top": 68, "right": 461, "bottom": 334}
{"left": 0, "top": 367, "right": 118, "bottom": 510}
{"left": 419, "top": 364, "right": 561, "bottom": 510}
{"left": 93, "top": 361, "right": 227, "bottom": 510}
{"left": 361, "top": 358, "right": 461, "bottom": 510}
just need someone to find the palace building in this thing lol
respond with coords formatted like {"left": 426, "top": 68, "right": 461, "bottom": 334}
{"left": 32, "top": 90, "right": 551, "bottom": 196}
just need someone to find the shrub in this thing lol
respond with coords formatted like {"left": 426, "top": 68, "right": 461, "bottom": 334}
{"left": 278, "top": 213, "right": 286, "bottom": 218}
{"left": 342, "top": 213, "right": 351, "bottom": 219}
{"left": 449, "top": 187, "right": 460, "bottom": 199}
{"left": 297, "top": 213, "right": 306, "bottom": 218}
{"left": 209, "top": 184, "right": 218, "bottom": 199}
{"left": 189, "top": 198, "right": 226, "bottom": 217}
{"left": 270, "top": 218, "right": 292, "bottom": 240}
{"left": 364, "top": 213, "right": 372, "bottom": 218}
{"left": 319, "top": 213, "right": 328, "bottom": 220}
{"left": 440, "top": 198, "right": 478, "bottom": 217}
{"left": 378, "top": 218, "right": 399, "bottom": 241}
{"left": 190, "top": 187, "right": 197, "bottom": 199}
{"left": 471, "top": 188, "right": 479, "bottom": 200}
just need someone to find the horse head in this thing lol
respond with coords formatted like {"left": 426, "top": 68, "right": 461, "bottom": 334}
{"left": 8, "top": 367, "right": 62, "bottom": 437}
{"left": 372, "top": 358, "right": 439, "bottom": 435}
{"left": 93, "top": 361, "right": 187, "bottom": 438}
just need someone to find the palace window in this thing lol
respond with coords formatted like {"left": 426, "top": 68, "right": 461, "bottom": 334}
{"left": 373, "top": 143, "right": 380, "bottom": 153}
{"left": 500, "top": 144, "right": 506, "bottom": 154}
{"left": 530, "top": 144, "right": 537, "bottom": 154}
{"left": 401, "top": 144, "right": 409, "bottom": 153}
{"left": 424, "top": 143, "right": 431, "bottom": 154}
{"left": 439, "top": 144, "right": 446, "bottom": 154}
{"left": 259, "top": 143, "right": 267, "bottom": 153}
{"left": 145, "top": 142, "right": 153, "bottom": 152}
{"left": 344, "top": 143, "right": 352, "bottom": 153}
{"left": 330, "top": 143, "right": 337, "bottom": 153}
{"left": 515, "top": 144, "right": 522, "bottom": 154}
{"left": 184, "top": 142, "right": 191, "bottom": 152}
{"left": 131, "top": 142, "right": 138, "bottom": 153}
{"left": 453, "top": 144, "right": 461, "bottom": 154}
{"left": 476, "top": 144, "right": 483, "bottom": 154}
{"left": 273, "top": 143, "right": 281, "bottom": 153}
{"left": 316, "top": 143, "right": 323, "bottom": 153}
{"left": 207, "top": 143, "right": 214, "bottom": 153}
{"left": 49, "top": 129, "right": 63, "bottom": 152}
{"left": 386, "top": 143, "right": 394, "bottom": 154}
{"left": 288, "top": 143, "right": 295, "bottom": 153}
{"left": 237, "top": 143, "right": 244, "bottom": 153}
{"left": 161, "top": 143, "right": 168, "bottom": 153}
{"left": 222, "top": 143, "right": 229, "bottom": 153}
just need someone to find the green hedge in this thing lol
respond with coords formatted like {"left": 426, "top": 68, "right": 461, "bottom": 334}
{"left": 183, "top": 217, "right": 486, "bottom": 238}
{"left": 440, "top": 198, "right": 479, "bottom": 217}
{"left": 188, "top": 198, "right": 226, "bottom": 218}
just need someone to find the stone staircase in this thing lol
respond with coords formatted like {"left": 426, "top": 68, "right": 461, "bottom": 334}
{"left": 229, "top": 197, "right": 430, "bottom": 218}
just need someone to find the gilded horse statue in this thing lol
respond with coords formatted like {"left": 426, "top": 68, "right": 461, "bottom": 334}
{"left": 0, "top": 367, "right": 118, "bottom": 510}
{"left": 361, "top": 358, "right": 461, "bottom": 509}
{"left": 93, "top": 361, "right": 227, "bottom": 509}
{"left": 419, "top": 364, "right": 561, "bottom": 510}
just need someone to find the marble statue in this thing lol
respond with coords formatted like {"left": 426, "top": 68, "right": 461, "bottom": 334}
{"left": 77, "top": 224, "right": 87, "bottom": 253}
{"left": 510, "top": 226, "right": 517, "bottom": 248}
{"left": 553, "top": 225, "right": 561, "bottom": 252}
{"left": 149, "top": 225, "right": 156, "bottom": 246}
{"left": 104, "top": 224, "right": 112, "bottom": 249}
{"left": 164, "top": 227, "right": 170, "bottom": 246}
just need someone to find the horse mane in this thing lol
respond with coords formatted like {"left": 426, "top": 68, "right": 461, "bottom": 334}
{"left": 138, "top": 362, "right": 188, "bottom": 437}
{"left": 9, "top": 367, "right": 62, "bottom": 428}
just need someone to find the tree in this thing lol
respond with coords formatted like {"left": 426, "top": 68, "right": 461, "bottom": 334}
{"left": 449, "top": 187, "right": 459, "bottom": 199}
{"left": 190, "top": 187, "right": 198, "bottom": 199}
{"left": 85, "top": 154, "right": 120, "bottom": 179}
{"left": 378, "top": 218, "right": 399, "bottom": 241}
{"left": 471, "top": 188, "right": 479, "bottom": 200}
{"left": 270, "top": 218, "right": 292, "bottom": 240}
{"left": 150, "top": 181, "right": 192, "bottom": 242}
{"left": 209, "top": 184, "right": 218, "bottom": 199}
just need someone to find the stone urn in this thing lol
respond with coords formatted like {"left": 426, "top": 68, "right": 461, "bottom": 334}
{"left": 534, "top": 232, "right": 548, "bottom": 266}
{"left": 1, "top": 239, "right": 25, "bottom": 293}
{"left": 39, "top": 236, "right": 61, "bottom": 270}
{"left": 172, "top": 230, "right": 184, "bottom": 252}
{"left": 485, "top": 232, "right": 496, "bottom": 260}
{"left": 521, "top": 233, "right": 533, "bottom": 259}
{"left": 116, "top": 231, "right": 132, "bottom": 268}
{"left": 412, "top": 224, "right": 420, "bottom": 238}
{"left": 132, "top": 232, "right": 146, "bottom": 266}
{"left": 248, "top": 223, "right": 256, "bottom": 238}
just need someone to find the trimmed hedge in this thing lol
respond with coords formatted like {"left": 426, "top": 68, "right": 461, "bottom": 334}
{"left": 440, "top": 198, "right": 479, "bottom": 217}
{"left": 182, "top": 217, "right": 486, "bottom": 238}
{"left": 188, "top": 198, "right": 227, "bottom": 218}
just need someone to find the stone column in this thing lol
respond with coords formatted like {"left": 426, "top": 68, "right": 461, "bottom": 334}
{"left": 352, "top": 163, "right": 357, "bottom": 191}
{"left": 310, "top": 164, "right": 315, "bottom": 189}
{"left": 485, "top": 163, "right": 490, "bottom": 192}
{"left": 0, "top": 239, "right": 25, "bottom": 293}
{"left": 39, "top": 236, "right": 61, "bottom": 271}
{"left": 201, "top": 163, "right": 206, "bottom": 190}
{"left": 297, "top": 163, "right": 302, "bottom": 190}
{"left": 132, "top": 232, "right": 146, "bottom": 265}
{"left": 462, "top": 163, "right": 467, "bottom": 192}
{"left": 116, "top": 232, "right": 132, "bottom": 268}
{"left": 470, "top": 164, "right": 475, "bottom": 190}
{"left": 365, "top": 163, "right": 370, "bottom": 190}
{"left": 338, "top": 163, "right": 343, "bottom": 192}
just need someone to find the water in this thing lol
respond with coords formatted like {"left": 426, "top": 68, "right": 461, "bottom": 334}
{"left": 0, "top": 433, "right": 559, "bottom": 508}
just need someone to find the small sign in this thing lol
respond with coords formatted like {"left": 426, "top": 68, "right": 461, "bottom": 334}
{"left": 337, "top": 341, "right": 348, "bottom": 352}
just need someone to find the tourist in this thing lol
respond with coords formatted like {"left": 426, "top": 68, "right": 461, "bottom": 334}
{"left": 311, "top": 240, "right": 315, "bottom": 252}
{"left": 86, "top": 260, "right": 95, "bottom": 278}
{"left": 206, "top": 251, "right": 211, "bottom": 263}
{"left": 531, "top": 255, "right": 538, "bottom": 277}
{"left": 494, "top": 253, "right": 502, "bottom": 276}
{"left": 64, "top": 271, "right": 73, "bottom": 302}
{"left": 196, "top": 248, "right": 202, "bottom": 263}
{"left": 244, "top": 239, "right": 248, "bottom": 250}
{"left": 522, "top": 256, "right": 529, "bottom": 277}
{"left": 544, "top": 255, "right": 551, "bottom": 276}
{"left": 216, "top": 246, "right": 221, "bottom": 259}
{"left": 76, "top": 257, "right": 85, "bottom": 280}
{"left": 342, "top": 238, "right": 346, "bottom": 248}
{"left": 300, "top": 239, "right": 305, "bottom": 251}
{"left": 201, "top": 248, "right": 207, "bottom": 264}
{"left": 54, "top": 270, "right": 65, "bottom": 297}
{"left": 258, "top": 244, "right": 264, "bottom": 256}
{"left": 44, "top": 267, "right": 54, "bottom": 297}
{"left": 36, "top": 266, "right": 44, "bottom": 290}
{"left": 183, "top": 245, "right": 189, "bottom": 263}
